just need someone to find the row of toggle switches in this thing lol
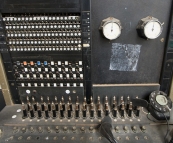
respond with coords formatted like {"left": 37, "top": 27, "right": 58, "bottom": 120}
{"left": 22, "top": 96, "right": 140, "bottom": 119}
{"left": 14, "top": 60, "right": 83, "bottom": 80}
{"left": 3, "top": 16, "right": 80, "bottom": 22}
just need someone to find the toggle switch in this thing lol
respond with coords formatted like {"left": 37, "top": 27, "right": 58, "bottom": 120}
{"left": 52, "top": 102, "right": 57, "bottom": 118}
{"left": 47, "top": 97, "right": 51, "bottom": 111}
{"left": 60, "top": 102, "right": 64, "bottom": 118}
{"left": 37, "top": 103, "right": 42, "bottom": 119}
{"left": 90, "top": 103, "right": 94, "bottom": 118}
{"left": 67, "top": 102, "right": 72, "bottom": 118}
{"left": 44, "top": 103, "right": 49, "bottom": 119}
{"left": 128, "top": 102, "right": 133, "bottom": 118}
{"left": 112, "top": 107, "right": 117, "bottom": 118}
{"left": 32, "top": 97, "right": 37, "bottom": 111}
{"left": 29, "top": 103, "right": 35, "bottom": 119}
{"left": 55, "top": 96, "right": 59, "bottom": 111}
{"left": 22, "top": 102, "right": 28, "bottom": 118}
{"left": 75, "top": 103, "right": 79, "bottom": 118}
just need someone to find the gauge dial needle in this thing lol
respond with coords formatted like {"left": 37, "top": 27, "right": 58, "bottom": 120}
{"left": 111, "top": 22, "right": 113, "bottom": 32}
{"left": 152, "top": 22, "right": 154, "bottom": 31}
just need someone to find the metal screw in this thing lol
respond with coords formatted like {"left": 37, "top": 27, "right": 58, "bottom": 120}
{"left": 55, "top": 126, "right": 59, "bottom": 133}
{"left": 47, "top": 127, "right": 51, "bottom": 133}
{"left": 144, "top": 136, "right": 148, "bottom": 140}
{"left": 53, "top": 137, "right": 58, "bottom": 140}
{"left": 89, "top": 127, "right": 94, "bottom": 131}
{"left": 135, "top": 136, "right": 139, "bottom": 140}
{"left": 72, "top": 126, "right": 76, "bottom": 132}
{"left": 89, "top": 137, "right": 93, "bottom": 141}
{"left": 21, "top": 127, "right": 26, "bottom": 133}
{"left": 27, "top": 136, "right": 31, "bottom": 140}
{"left": 126, "top": 136, "right": 129, "bottom": 140}
{"left": 18, "top": 136, "right": 22, "bottom": 140}
{"left": 81, "top": 127, "right": 85, "bottom": 132}
{"left": 117, "top": 137, "right": 121, "bottom": 140}
{"left": 160, "top": 38, "right": 164, "bottom": 42}
{"left": 64, "top": 126, "right": 68, "bottom": 132}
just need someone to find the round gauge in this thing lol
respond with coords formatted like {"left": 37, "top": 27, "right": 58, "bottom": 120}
{"left": 103, "top": 22, "right": 121, "bottom": 40}
{"left": 136, "top": 16, "right": 163, "bottom": 40}
{"left": 100, "top": 17, "right": 122, "bottom": 40}
{"left": 144, "top": 21, "right": 162, "bottom": 39}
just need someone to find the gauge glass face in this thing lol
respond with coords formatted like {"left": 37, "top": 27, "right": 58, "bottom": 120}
{"left": 144, "top": 21, "right": 162, "bottom": 39}
{"left": 103, "top": 22, "right": 121, "bottom": 40}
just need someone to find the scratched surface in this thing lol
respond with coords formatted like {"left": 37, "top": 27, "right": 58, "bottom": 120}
{"left": 91, "top": 0, "right": 172, "bottom": 84}
{"left": 110, "top": 43, "right": 141, "bottom": 71}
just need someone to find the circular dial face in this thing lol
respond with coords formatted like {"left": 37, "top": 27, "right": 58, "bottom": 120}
{"left": 144, "top": 21, "right": 162, "bottom": 39}
{"left": 156, "top": 95, "right": 168, "bottom": 106}
{"left": 103, "top": 22, "right": 121, "bottom": 40}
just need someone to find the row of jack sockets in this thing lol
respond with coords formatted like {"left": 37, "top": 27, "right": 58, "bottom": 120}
{"left": 5, "top": 135, "right": 149, "bottom": 142}
{"left": 12, "top": 125, "right": 146, "bottom": 134}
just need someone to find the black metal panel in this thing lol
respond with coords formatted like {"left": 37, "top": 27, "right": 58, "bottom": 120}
{"left": 91, "top": 0, "right": 172, "bottom": 84}
{"left": 93, "top": 84, "right": 160, "bottom": 103}
{"left": 0, "top": 0, "right": 80, "bottom": 13}
{"left": 18, "top": 87, "right": 84, "bottom": 103}
{"left": 0, "top": 0, "right": 92, "bottom": 103}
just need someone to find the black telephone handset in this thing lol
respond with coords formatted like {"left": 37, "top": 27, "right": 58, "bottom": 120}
{"left": 132, "top": 91, "right": 172, "bottom": 120}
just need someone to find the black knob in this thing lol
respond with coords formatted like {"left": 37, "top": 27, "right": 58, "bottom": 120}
{"left": 135, "top": 107, "right": 140, "bottom": 117}
{"left": 33, "top": 103, "right": 37, "bottom": 111}
{"left": 45, "top": 110, "right": 49, "bottom": 119}
{"left": 70, "top": 104, "right": 73, "bottom": 111}
{"left": 112, "top": 108, "right": 117, "bottom": 118}
{"left": 83, "top": 109, "right": 86, "bottom": 118}
{"left": 48, "top": 103, "right": 51, "bottom": 111}
{"left": 128, "top": 109, "right": 132, "bottom": 117}
{"left": 120, "top": 109, "right": 124, "bottom": 118}
{"left": 67, "top": 109, "right": 72, "bottom": 118}
{"left": 52, "top": 109, "right": 56, "bottom": 118}
{"left": 90, "top": 109, "right": 94, "bottom": 118}
{"left": 30, "top": 109, "right": 35, "bottom": 119}
{"left": 41, "top": 103, "right": 44, "bottom": 111}
{"left": 55, "top": 103, "right": 58, "bottom": 111}
{"left": 97, "top": 109, "right": 101, "bottom": 118}
{"left": 75, "top": 109, "right": 79, "bottom": 118}
{"left": 44, "top": 104, "right": 49, "bottom": 119}
{"left": 37, "top": 109, "right": 42, "bottom": 119}
{"left": 62, "top": 104, "right": 65, "bottom": 111}
{"left": 60, "top": 109, "right": 64, "bottom": 118}
{"left": 22, "top": 103, "right": 28, "bottom": 119}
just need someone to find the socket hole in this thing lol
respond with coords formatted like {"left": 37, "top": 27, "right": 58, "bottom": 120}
{"left": 36, "top": 137, "right": 40, "bottom": 140}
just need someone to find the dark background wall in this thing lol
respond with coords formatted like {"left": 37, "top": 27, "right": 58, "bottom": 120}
{"left": 91, "top": 0, "right": 172, "bottom": 84}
